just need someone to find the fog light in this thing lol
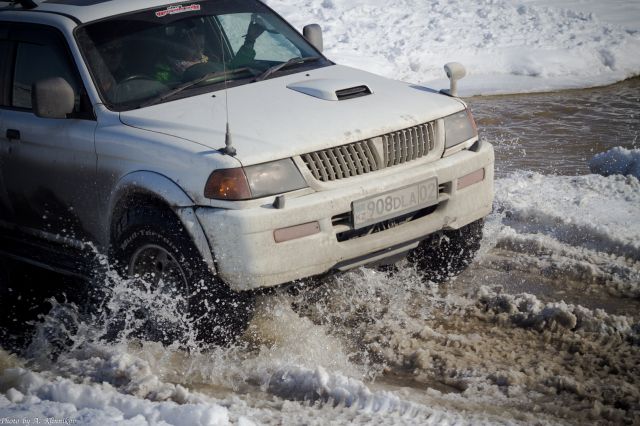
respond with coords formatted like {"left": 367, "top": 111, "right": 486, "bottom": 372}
{"left": 457, "top": 168, "right": 485, "bottom": 190}
{"left": 274, "top": 222, "right": 320, "bottom": 243}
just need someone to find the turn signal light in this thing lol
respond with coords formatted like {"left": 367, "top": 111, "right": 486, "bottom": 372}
{"left": 204, "top": 168, "right": 252, "bottom": 200}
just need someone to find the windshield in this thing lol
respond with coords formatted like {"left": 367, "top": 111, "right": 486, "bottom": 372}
{"left": 76, "top": 0, "right": 329, "bottom": 110}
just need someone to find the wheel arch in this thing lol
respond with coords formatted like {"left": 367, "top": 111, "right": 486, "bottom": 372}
{"left": 107, "top": 171, "right": 216, "bottom": 272}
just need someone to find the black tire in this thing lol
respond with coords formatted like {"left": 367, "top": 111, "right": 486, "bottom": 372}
{"left": 408, "top": 219, "right": 484, "bottom": 282}
{"left": 111, "top": 205, "right": 254, "bottom": 345}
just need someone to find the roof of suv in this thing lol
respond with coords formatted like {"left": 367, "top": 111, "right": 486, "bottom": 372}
{"left": 0, "top": 0, "right": 194, "bottom": 24}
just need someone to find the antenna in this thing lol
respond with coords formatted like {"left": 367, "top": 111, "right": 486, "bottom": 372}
{"left": 211, "top": 16, "right": 236, "bottom": 156}
{"left": 223, "top": 122, "right": 236, "bottom": 156}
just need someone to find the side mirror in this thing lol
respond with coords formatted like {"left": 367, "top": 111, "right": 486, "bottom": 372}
{"left": 442, "top": 62, "right": 466, "bottom": 97}
{"left": 32, "top": 77, "right": 75, "bottom": 119}
{"left": 303, "top": 24, "right": 323, "bottom": 53}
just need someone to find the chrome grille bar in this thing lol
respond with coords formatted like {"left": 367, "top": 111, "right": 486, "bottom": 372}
{"left": 302, "top": 120, "right": 437, "bottom": 182}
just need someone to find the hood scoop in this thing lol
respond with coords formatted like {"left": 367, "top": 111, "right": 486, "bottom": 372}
{"left": 287, "top": 79, "right": 373, "bottom": 101}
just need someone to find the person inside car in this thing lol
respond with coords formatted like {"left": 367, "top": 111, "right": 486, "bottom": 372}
{"left": 154, "top": 25, "right": 211, "bottom": 83}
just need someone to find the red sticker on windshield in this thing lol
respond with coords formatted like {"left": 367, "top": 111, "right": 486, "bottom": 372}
{"left": 155, "top": 4, "right": 201, "bottom": 18}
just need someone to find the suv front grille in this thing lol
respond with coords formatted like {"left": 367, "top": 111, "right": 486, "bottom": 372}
{"left": 382, "top": 122, "right": 435, "bottom": 167}
{"left": 302, "top": 140, "right": 379, "bottom": 181}
{"left": 301, "top": 121, "right": 437, "bottom": 182}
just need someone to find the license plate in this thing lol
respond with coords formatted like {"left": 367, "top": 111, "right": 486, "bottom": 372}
{"left": 352, "top": 178, "right": 438, "bottom": 229}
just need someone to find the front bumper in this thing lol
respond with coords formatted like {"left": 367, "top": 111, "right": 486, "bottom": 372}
{"left": 196, "top": 140, "right": 494, "bottom": 291}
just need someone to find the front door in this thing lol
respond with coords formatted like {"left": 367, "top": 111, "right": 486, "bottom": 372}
{"left": 0, "top": 23, "right": 98, "bottom": 243}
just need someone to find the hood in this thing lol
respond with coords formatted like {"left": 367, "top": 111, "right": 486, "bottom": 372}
{"left": 119, "top": 65, "right": 465, "bottom": 166}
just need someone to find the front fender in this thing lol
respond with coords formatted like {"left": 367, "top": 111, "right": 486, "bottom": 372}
{"left": 109, "top": 170, "right": 195, "bottom": 210}
{"left": 107, "top": 171, "right": 216, "bottom": 272}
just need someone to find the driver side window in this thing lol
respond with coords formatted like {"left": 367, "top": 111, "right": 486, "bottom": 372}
{"left": 11, "top": 26, "right": 81, "bottom": 111}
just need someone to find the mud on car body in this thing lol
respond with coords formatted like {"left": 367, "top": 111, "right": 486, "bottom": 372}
{"left": 0, "top": 0, "right": 494, "bottom": 342}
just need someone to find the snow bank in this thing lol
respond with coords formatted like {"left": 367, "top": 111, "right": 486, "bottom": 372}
{"left": 495, "top": 171, "right": 640, "bottom": 259}
{"left": 491, "top": 171, "right": 640, "bottom": 297}
{"left": 0, "top": 367, "right": 229, "bottom": 426}
{"left": 266, "top": 0, "right": 640, "bottom": 95}
{"left": 0, "top": 342, "right": 231, "bottom": 425}
{"left": 589, "top": 147, "right": 640, "bottom": 179}
{"left": 520, "top": 0, "right": 640, "bottom": 31}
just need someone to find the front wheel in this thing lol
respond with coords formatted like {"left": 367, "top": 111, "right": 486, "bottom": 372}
{"left": 408, "top": 219, "right": 484, "bottom": 282}
{"left": 112, "top": 205, "right": 254, "bottom": 345}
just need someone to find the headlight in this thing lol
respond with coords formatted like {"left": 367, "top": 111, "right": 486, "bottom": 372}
{"left": 204, "top": 159, "right": 307, "bottom": 200}
{"left": 444, "top": 108, "right": 477, "bottom": 149}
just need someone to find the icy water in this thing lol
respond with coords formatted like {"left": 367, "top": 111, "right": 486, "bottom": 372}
{"left": 1, "top": 79, "right": 639, "bottom": 425}
{"left": 470, "top": 77, "right": 640, "bottom": 177}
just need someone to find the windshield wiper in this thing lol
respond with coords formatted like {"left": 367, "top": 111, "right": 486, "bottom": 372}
{"left": 138, "top": 67, "right": 252, "bottom": 108}
{"left": 254, "top": 56, "right": 321, "bottom": 82}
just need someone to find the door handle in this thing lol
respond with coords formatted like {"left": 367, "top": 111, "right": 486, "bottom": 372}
{"left": 6, "top": 129, "right": 20, "bottom": 140}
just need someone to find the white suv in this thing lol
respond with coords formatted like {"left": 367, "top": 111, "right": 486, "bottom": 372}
{"left": 0, "top": 0, "right": 494, "bottom": 342}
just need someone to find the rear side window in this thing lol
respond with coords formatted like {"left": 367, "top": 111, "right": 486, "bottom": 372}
{"left": 10, "top": 25, "right": 81, "bottom": 110}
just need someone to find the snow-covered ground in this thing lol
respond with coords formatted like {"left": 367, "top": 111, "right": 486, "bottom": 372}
{"left": 2, "top": 0, "right": 640, "bottom": 424}
{"left": 267, "top": 0, "right": 640, "bottom": 95}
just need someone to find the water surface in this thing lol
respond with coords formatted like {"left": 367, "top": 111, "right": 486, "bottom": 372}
{"left": 469, "top": 78, "right": 640, "bottom": 176}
